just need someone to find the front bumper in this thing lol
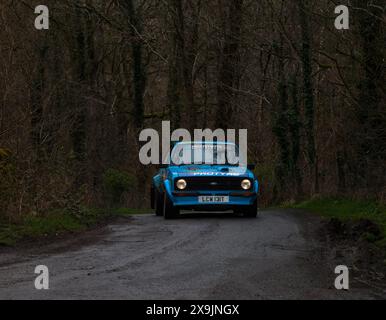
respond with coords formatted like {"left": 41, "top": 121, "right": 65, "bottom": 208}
{"left": 170, "top": 194, "right": 257, "bottom": 207}
{"left": 163, "top": 179, "right": 258, "bottom": 209}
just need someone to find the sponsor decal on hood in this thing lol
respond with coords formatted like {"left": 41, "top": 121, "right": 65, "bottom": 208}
{"left": 192, "top": 172, "right": 242, "bottom": 176}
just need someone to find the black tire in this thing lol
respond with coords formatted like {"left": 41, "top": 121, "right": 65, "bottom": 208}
{"left": 244, "top": 200, "right": 258, "bottom": 218}
{"left": 150, "top": 187, "right": 155, "bottom": 209}
{"left": 154, "top": 189, "right": 164, "bottom": 216}
{"left": 163, "top": 192, "right": 180, "bottom": 219}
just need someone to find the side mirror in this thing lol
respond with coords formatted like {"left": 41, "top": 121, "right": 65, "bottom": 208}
{"left": 247, "top": 164, "right": 256, "bottom": 171}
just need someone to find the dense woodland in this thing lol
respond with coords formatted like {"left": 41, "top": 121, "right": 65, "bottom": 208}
{"left": 0, "top": 0, "right": 385, "bottom": 220}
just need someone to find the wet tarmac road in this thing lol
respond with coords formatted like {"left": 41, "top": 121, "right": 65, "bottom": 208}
{"left": 0, "top": 210, "right": 380, "bottom": 299}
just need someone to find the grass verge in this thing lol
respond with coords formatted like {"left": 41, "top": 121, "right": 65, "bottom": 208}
{"left": 289, "top": 198, "right": 386, "bottom": 248}
{"left": 0, "top": 207, "right": 152, "bottom": 246}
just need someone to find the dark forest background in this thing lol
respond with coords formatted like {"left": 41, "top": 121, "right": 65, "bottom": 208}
{"left": 0, "top": 0, "right": 385, "bottom": 220}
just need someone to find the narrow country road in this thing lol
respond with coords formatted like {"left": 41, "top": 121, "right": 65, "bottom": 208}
{"left": 0, "top": 210, "right": 381, "bottom": 299}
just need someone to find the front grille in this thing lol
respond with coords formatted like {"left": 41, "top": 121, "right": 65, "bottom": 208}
{"left": 176, "top": 177, "right": 246, "bottom": 191}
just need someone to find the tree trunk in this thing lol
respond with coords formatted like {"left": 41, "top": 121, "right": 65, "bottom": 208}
{"left": 123, "top": 0, "right": 146, "bottom": 131}
{"left": 298, "top": 0, "right": 318, "bottom": 194}
{"left": 216, "top": 0, "right": 243, "bottom": 130}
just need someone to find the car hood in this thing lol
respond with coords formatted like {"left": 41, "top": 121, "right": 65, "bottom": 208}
{"left": 168, "top": 165, "right": 254, "bottom": 179}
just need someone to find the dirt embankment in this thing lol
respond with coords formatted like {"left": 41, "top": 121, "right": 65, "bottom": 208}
{"left": 318, "top": 217, "right": 386, "bottom": 295}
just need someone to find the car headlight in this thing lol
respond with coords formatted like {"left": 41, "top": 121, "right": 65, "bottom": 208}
{"left": 176, "top": 179, "right": 187, "bottom": 190}
{"left": 241, "top": 179, "right": 252, "bottom": 190}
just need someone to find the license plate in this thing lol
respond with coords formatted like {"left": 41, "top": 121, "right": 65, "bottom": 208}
{"left": 198, "top": 196, "right": 229, "bottom": 203}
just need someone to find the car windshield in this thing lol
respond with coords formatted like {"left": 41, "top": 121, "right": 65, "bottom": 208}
{"left": 170, "top": 143, "right": 241, "bottom": 166}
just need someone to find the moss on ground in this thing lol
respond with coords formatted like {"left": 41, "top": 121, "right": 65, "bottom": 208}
{"left": 0, "top": 207, "right": 151, "bottom": 246}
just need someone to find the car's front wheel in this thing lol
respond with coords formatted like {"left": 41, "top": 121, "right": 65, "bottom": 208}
{"left": 244, "top": 200, "right": 258, "bottom": 218}
{"left": 163, "top": 193, "right": 180, "bottom": 219}
{"left": 154, "top": 189, "right": 164, "bottom": 217}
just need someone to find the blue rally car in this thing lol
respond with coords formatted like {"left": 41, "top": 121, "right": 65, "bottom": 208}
{"left": 150, "top": 141, "right": 259, "bottom": 219}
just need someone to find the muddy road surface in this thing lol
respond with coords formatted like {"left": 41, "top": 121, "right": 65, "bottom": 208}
{"left": 0, "top": 210, "right": 383, "bottom": 299}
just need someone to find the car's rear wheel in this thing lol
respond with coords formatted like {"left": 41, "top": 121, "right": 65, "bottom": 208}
{"left": 244, "top": 200, "right": 258, "bottom": 218}
{"left": 150, "top": 186, "right": 155, "bottom": 209}
{"left": 154, "top": 189, "right": 164, "bottom": 216}
{"left": 164, "top": 193, "right": 180, "bottom": 219}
